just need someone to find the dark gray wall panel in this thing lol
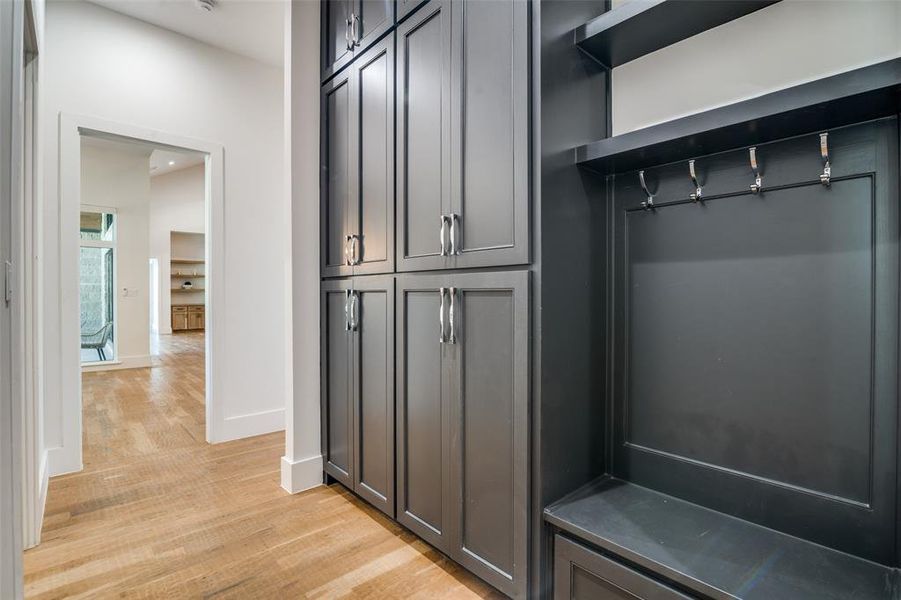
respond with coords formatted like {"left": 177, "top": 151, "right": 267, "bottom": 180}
{"left": 627, "top": 180, "right": 872, "bottom": 503}
{"left": 610, "top": 119, "right": 899, "bottom": 565}
{"left": 401, "top": 291, "right": 444, "bottom": 533}
{"left": 461, "top": 290, "right": 515, "bottom": 575}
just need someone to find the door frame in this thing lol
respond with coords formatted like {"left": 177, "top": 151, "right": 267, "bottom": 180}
{"left": 0, "top": 0, "right": 25, "bottom": 595}
{"left": 56, "top": 113, "right": 225, "bottom": 476}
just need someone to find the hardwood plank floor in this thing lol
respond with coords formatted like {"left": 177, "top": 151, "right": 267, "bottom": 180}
{"left": 25, "top": 332, "right": 503, "bottom": 599}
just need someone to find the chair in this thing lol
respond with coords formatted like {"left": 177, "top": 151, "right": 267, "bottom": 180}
{"left": 81, "top": 322, "right": 113, "bottom": 361}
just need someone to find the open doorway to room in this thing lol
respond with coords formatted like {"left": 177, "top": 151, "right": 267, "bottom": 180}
{"left": 76, "top": 131, "right": 211, "bottom": 467}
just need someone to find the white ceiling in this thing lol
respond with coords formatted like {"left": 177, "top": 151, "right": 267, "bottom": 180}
{"left": 150, "top": 149, "right": 206, "bottom": 177}
{"left": 87, "top": 0, "right": 286, "bottom": 67}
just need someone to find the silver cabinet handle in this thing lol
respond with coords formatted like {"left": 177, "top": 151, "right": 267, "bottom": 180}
{"left": 344, "top": 289, "right": 352, "bottom": 331}
{"left": 344, "top": 235, "right": 353, "bottom": 266}
{"left": 350, "top": 290, "right": 358, "bottom": 331}
{"left": 345, "top": 16, "right": 353, "bottom": 51}
{"left": 439, "top": 287, "right": 447, "bottom": 343}
{"left": 439, "top": 215, "right": 450, "bottom": 256}
{"left": 352, "top": 235, "right": 360, "bottom": 265}
{"left": 449, "top": 213, "right": 460, "bottom": 255}
{"left": 351, "top": 13, "right": 361, "bottom": 46}
{"left": 448, "top": 287, "right": 457, "bottom": 344}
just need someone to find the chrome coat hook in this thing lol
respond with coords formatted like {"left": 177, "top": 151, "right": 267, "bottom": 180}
{"left": 819, "top": 132, "right": 831, "bottom": 186}
{"left": 749, "top": 147, "right": 762, "bottom": 194}
{"left": 689, "top": 159, "right": 702, "bottom": 202}
{"left": 638, "top": 170, "right": 655, "bottom": 211}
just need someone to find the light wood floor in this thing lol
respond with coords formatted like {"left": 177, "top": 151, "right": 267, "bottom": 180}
{"left": 24, "top": 332, "right": 502, "bottom": 599}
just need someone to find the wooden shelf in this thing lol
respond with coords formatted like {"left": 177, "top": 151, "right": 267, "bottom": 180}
{"left": 170, "top": 258, "right": 205, "bottom": 265}
{"left": 545, "top": 477, "right": 895, "bottom": 600}
{"left": 575, "top": 0, "right": 779, "bottom": 69}
{"left": 171, "top": 274, "right": 205, "bottom": 277}
{"left": 576, "top": 58, "right": 901, "bottom": 175}
{"left": 171, "top": 288, "right": 205, "bottom": 293}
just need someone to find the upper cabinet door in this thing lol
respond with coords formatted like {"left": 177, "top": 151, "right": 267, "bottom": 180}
{"left": 445, "top": 270, "right": 529, "bottom": 598}
{"left": 321, "top": 70, "right": 354, "bottom": 278}
{"left": 351, "top": 276, "right": 395, "bottom": 517}
{"left": 395, "top": 275, "right": 454, "bottom": 553}
{"left": 396, "top": 1, "right": 453, "bottom": 272}
{"left": 321, "top": 0, "right": 355, "bottom": 82}
{"left": 449, "top": 0, "right": 529, "bottom": 269}
{"left": 349, "top": 35, "right": 395, "bottom": 276}
{"left": 321, "top": 281, "right": 355, "bottom": 488}
{"left": 397, "top": 0, "right": 428, "bottom": 23}
{"left": 354, "top": 0, "right": 395, "bottom": 54}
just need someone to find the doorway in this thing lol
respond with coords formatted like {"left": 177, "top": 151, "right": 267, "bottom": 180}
{"left": 56, "top": 115, "right": 225, "bottom": 475}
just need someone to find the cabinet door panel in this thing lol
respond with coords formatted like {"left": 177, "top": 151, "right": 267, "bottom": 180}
{"left": 321, "top": 72, "right": 354, "bottom": 278}
{"left": 355, "top": 0, "right": 394, "bottom": 54}
{"left": 322, "top": 283, "right": 353, "bottom": 486}
{"left": 353, "top": 36, "right": 395, "bottom": 275}
{"left": 396, "top": 2, "right": 452, "bottom": 272}
{"left": 450, "top": 0, "right": 529, "bottom": 269}
{"left": 396, "top": 276, "right": 451, "bottom": 551}
{"left": 322, "top": 0, "right": 354, "bottom": 82}
{"left": 352, "top": 278, "right": 394, "bottom": 517}
{"left": 449, "top": 270, "right": 529, "bottom": 598}
{"left": 554, "top": 536, "right": 691, "bottom": 600}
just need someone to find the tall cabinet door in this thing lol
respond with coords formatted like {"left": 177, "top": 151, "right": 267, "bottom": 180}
{"left": 321, "top": 69, "right": 354, "bottom": 278}
{"left": 321, "top": 280, "right": 354, "bottom": 487}
{"left": 396, "top": 0, "right": 453, "bottom": 272}
{"left": 354, "top": 0, "right": 394, "bottom": 54}
{"left": 321, "top": 0, "right": 355, "bottom": 82}
{"left": 349, "top": 35, "right": 395, "bottom": 276}
{"left": 447, "top": 270, "right": 529, "bottom": 598}
{"left": 396, "top": 275, "right": 453, "bottom": 552}
{"left": 351, "top": 276, "right": 395, "bottom": 517}
{"left": 449, "top": 0, "right": 529, "bottom": 269}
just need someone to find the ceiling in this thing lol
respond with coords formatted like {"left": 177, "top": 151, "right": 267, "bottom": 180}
{"left": 150, "top": 149, "right": 206, "bottom": 177}
{"left": 87, "top": 0, "right": 285, "bottom": 67}
{"left": 81, "top": 134, "right": 206, "bottom": 177}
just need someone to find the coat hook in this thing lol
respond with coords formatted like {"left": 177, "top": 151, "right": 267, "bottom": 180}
{"left": 819, "top": 132, "right": 831, "bottom": 186}
{"left": 689, "top": 159, "right": 702, "bottom": 202}
{"left": 749, "top": 147, "right": 762, "bottom": 194}
{"left": 638, "top": 170, "right": 655, "bottom": 211}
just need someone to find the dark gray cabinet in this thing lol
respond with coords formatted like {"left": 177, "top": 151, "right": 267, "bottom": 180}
{"left": 554, "top": 536, "right": 691, "bottom": 600}
{"left": 396, "top": 271, "right": 529, "bottom": 598}
{"left": 396, "top": 0, "right": 529, "bottom": 273}
{"left": 321, "top": 276, "right": 395, "bottom": 518}
{"left": 322, "top": 0, "right": 395, "bottom": 82}
{"left": 322, "top": 34, "right": 395, "bottom": 278}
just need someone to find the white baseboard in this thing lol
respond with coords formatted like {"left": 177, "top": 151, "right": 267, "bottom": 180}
{"left": 215, "top": 408, "right": 285, "bottom": 443}
{"left": 34, "top": 450, "right": 49, "bottom": 547}
{"left": 47, "top": 445, "right": 82, "bottom": 477}
{"left": 281, "top": 454, "right": 322, "bottom": 494}
{"left": 81, "top": 355, "right": 152, "bottom": 373}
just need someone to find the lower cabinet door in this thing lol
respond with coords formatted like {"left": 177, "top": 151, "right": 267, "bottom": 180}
{"left": 351, "top": 276, "right": 395, "bottom": 517}
{"left": 321, "top": 280, "right": 354, "bottom": 488}
{"left": 397, "top": 271, "right": 530, "bottom": 596}
{"left": 554, "top": 536, "right": 691, "bottom": 600}
{"left": 446, "top": 270, "right": 529, "bottom": 599}
{"left": 396, "top": 275, "right": 453, "bottom": 553}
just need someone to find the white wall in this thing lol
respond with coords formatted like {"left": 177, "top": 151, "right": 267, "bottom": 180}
{"left": 612, "top": 0, "right": 901, "bottom": 134}
{"left": 282, "top": 0, "right": 322, "bottom": 495}
{"left": 150, "top": 164, "right": 205, "bottom": 333}
{"left": 80, "top": 139, "right": 152, "bottom": 370}
{"left": 42, "top": 0, "right": 286, "bottom": 475}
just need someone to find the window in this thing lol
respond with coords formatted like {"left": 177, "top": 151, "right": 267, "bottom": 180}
{"left": 80, "top": 208, "right": 116, "bottom": 363}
